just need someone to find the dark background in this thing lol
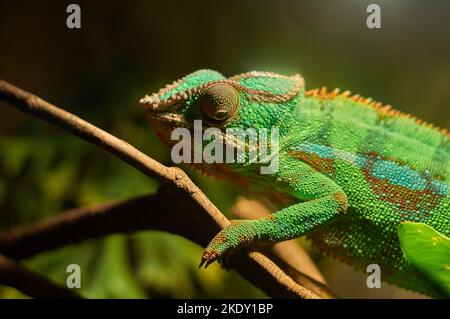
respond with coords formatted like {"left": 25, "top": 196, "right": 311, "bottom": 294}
{"left": 0, "top": 0, "right": 449, "bottom": 298}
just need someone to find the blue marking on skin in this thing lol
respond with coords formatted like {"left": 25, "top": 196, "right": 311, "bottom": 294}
{"left": 430, "top": 179, "right": 450, "bottom": 196}
{"left": 296, "top": 143, "right": 334, "bottom": 158}
{"left": 371, "top": 160, "right": 426, "bottom": 190}
{"left": 293, "top": 143, "right": 449, "bottom": 196}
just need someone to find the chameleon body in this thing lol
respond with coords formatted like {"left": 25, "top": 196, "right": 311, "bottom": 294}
{"left": 140, "top": 70, "right": 450, "bottom": 297}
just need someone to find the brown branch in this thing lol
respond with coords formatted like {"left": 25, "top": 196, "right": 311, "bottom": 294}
{"left": 0, "top": 187, "right": 221, "bottom": 260}
{"left": 0, "top": 186, "right": 322, "bottom": 299}
{"left": 0, "top": 254, "right": 81, "bottom": 299}
{"left": 0, "top": 80, "right": 176, "bottom": 184}
{"left": 0, "top": 79, "right": 323, "bottom": 299}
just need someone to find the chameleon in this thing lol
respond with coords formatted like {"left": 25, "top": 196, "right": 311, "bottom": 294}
{"left": 140, "top": 69, "right": 450, "bottom": 297}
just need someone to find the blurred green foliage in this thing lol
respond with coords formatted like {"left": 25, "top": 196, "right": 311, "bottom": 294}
{"left": 0, "top": 0, "right": 449, "bottom": 298}
{"left": 398, "top": 223, "right": 450, "bottom": 298}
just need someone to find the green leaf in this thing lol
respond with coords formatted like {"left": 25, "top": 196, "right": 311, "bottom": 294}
{"left": 398, "top": 222, "right": 450, "bottom": 297}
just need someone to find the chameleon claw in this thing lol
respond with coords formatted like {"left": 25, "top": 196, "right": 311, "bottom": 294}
{"left": 198, "top": 256, "right": 207, "bottom": 269}
{"left": 199, "top": 251, "right": 219, "bottom": 269}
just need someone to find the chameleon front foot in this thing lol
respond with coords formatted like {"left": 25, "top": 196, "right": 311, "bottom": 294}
{"left": 198, "top": 251, "right": 219, "bottom": 269}
{"left": 199, "top": 220, "right": 255, "bottom": 269}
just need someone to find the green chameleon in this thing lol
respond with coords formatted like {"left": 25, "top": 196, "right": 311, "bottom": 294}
{"left": 140, "top": 70, "right": 450, "bottom": 297}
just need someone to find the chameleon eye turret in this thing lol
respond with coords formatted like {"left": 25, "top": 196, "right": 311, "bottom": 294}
{"left": 197, "top": 83, "right": 239, "bottom": 125}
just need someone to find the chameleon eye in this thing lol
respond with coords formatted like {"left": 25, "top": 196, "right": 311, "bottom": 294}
{"left": 198, "top": 83, "right": 239, "bottom": 124}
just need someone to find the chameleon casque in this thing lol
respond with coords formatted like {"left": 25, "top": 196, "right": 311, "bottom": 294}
{"left": 140, "top": 70, "right": 450, "bottom": 297}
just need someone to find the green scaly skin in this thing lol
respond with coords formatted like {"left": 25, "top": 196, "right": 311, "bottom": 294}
{"left": 140, "top": 70, "right": 450, "bottom": 297}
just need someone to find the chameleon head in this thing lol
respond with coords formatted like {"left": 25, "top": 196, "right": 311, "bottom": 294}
{"left": 140, "top": 69, "right": 304, "bottom": 180}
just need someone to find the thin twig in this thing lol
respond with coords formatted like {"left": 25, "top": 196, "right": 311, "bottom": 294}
{"left": 0, "top": 254, "right": 81, "bottom": 299}
{"left": 0, "top": 80, "right": 175, "bottom": 184}
{"left": 0, "top": 79, "right": 323, "bottom": 299}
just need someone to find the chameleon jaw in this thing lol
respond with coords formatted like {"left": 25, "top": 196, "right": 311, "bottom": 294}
{"left": 146, "top": 112, "right": 191, "bottom": 128}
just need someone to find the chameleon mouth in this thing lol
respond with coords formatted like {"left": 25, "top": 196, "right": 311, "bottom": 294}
{"left": 146, "top": 111, "right": 249, "bottom": 150}
{"left": 145, "top": 111, "right": 192, "bottom": 129}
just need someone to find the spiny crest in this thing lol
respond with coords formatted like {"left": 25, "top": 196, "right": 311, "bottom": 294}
{"left": 305, "top": 87, "right": 450, "bottom": 139}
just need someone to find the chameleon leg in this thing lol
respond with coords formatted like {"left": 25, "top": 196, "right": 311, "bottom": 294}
{"left": 200, "top": 159, "right": 348, "bottom": 267}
